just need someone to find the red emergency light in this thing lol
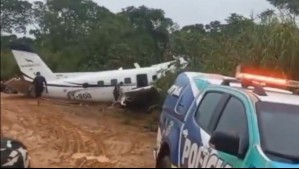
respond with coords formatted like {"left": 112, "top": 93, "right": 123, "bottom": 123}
{"left": 236, "top": 72, "right": 287, "bottom": 86}
{"left": 235, "top": 65, "right": 299, "bottom": 90}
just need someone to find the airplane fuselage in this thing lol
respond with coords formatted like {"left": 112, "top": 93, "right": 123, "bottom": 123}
{"left": 8, "top": 44, "right": 188, "bottom": 104}
{"left": 38, "top": 66, "right": 162, "bottom": 102}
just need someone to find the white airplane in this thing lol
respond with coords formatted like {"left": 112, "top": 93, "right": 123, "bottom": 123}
{"left": 5, "top": 44, "right": 188, "bottom": 106}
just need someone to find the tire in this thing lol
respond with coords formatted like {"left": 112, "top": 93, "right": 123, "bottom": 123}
{"left": 156, "top": 154, "right": 171, "bottom": 168}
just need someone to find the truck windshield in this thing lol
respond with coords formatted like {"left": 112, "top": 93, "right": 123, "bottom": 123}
{"left": 256, "top": 101, "right": 299, "bottom": 164}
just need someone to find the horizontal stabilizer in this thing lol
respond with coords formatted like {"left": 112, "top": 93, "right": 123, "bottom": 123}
{"left": 134, "top": 63, "right": 141, "bottom": 68}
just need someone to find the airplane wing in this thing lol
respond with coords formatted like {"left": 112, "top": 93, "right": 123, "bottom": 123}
{"left": 119, "top": 56, "right": 189, "bottom": 108}
{"left": 120, "top": 85, "right": 161, "bottom": 108}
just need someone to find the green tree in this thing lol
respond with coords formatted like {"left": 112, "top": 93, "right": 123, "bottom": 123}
{"left": 1, "top": 0, "right": 299, "bottom": 83}
{"left": 120, "top": 6, "right": 175, "bottom": 63}
{"left": 0, "top": 0, "right": 32, "bottom": 34}
{"left": 267, "top": 0, "right": 299, "bottom": 15}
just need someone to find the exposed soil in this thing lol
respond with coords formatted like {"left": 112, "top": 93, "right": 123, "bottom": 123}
{"left": 1, "top": 94, "right": 157, "bottom": 168}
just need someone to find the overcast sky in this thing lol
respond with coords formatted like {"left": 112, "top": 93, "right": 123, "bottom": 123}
{"left": 96, "top": 0, "right": 274, "bottom": 26}
{"left": 26, "top": 0, "right": 275, "bottom": 27}
{"left": 16, "top": 0, "right": 275, "bottom": 38}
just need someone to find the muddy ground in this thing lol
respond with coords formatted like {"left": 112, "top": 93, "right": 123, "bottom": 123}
{"left": 1, "top": 94, "right": 158, "bottom": 168}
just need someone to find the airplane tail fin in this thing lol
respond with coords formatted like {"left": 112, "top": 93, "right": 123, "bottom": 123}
{"left": 10, "top": 44, "right": 56, "bottom": 82}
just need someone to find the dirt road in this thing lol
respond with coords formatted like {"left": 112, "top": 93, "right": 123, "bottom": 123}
{"left": 1, "top": 94, "right": 157, "bottom": 168}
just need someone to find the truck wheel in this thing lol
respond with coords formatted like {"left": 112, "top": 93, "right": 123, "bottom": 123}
{"left": 156, "top": 154, "right": 171, "bottom": 168}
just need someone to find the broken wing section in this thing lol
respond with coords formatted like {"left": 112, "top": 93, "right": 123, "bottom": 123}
{"left": 121, "top": 86, "right": 161, "bottom": 108}
{"left": 4, "top": 77, "right": 33, "bottom": 96}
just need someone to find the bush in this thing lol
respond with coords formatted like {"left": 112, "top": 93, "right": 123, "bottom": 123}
{"left": 153, "top": 71, "right": 181, "bottom": 106}
{"left": 0, "top": 51, "right": 18, "bottom": 80}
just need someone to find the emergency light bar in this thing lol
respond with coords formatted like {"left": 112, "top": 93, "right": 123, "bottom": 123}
{"left": 233, "top": 65, "right": 299, "bottom": 95}
{"left": 236, "top": 72, "right": 299, "bottom": 89}
{"left": 236, "top": 73, "right": 287, "bottom": 86}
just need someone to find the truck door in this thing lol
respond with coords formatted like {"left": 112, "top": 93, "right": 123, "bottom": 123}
{"left": 206, "top": 95, "right": 250, "bottom": 168}
{"left": 179, "top": 91, "right": 229, "bottom": 168}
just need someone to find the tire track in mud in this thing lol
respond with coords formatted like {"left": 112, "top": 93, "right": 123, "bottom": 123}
{"left": 95, "top": 123, "right": 154, "bottom": 168}
{"left": 1, "top": 95, "right": 155, "bottom": 168}
{"left": 29, "top": 109, "right": 110, "bottom": 168}
{"left": 4, "top": 104, "right": 109, "bottom": 168}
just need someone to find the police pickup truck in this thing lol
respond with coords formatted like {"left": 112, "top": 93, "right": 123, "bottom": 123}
{"left": 153, "top": 71, "right": 299, "bottom": 168}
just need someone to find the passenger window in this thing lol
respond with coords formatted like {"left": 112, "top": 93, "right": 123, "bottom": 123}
{"left": 124, "top": 78, "right": 131, "bottom": 84}
{"left": 111, "top": 79, "right": 118, "bottom": 86}
{"left": 82, "top": 83, "right": 89, "bottom": 88}
{"left": 152, "top": 75, "right": 157, "bottom": 81}
{"left": 97, "top": 81, "right": 104, "bottom": 86}
{"left": 175, "top": 85, "right": 193, "bottom": 115}
{"left": 214, "top": 97, "right": 249, "bottom": 153}
{"left": 195, "top": 92, "right": 224, "bottom": 132}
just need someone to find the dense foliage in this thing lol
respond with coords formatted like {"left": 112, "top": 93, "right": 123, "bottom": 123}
{"left": 1, "top": 0, "right": 298, "bottom": 86}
